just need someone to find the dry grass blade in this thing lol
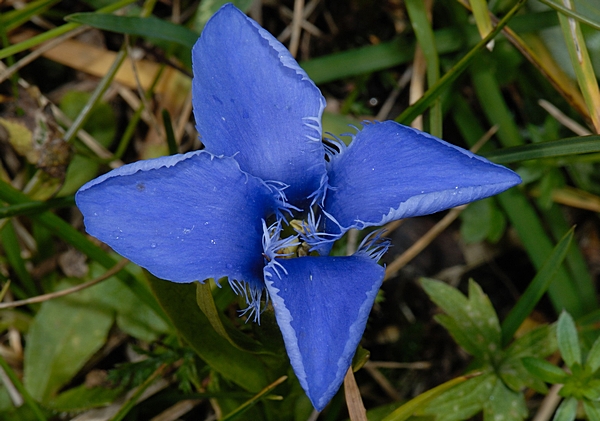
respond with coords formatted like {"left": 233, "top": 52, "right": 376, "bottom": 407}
{"left": 532, "top": 384, "right": 563, "bottom": 421}
{"left": 149, "top": 399, "right": 202, "bottom": 421}
{"left": 344, "top": 367, "right": 368, "bottom": 421}
{"left": 539, "top": 99, "right": 592, "bottom": 136}
{"left": 288, "top": 0, "right": 305, "bottom": 57}
{"left": 384, "top": 206, "right": 466, "bottom": 281}
{"left": 0, "top": 26, "right": 89, "bottom": 84}
{"left": 363, "top": 363, "right": 402, "bottom": 401}
{"left": 557, "top": 0, "right": 600, "bottom": 133}
{"left": 0, "top": 258, "right": 129, "bottom": 309}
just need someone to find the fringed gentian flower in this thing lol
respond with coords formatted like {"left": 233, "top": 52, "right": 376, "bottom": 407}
{"left": 75, "top": 4, "right": 521, "bottom": 411}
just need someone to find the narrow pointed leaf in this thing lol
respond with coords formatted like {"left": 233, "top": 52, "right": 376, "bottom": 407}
{"left": 421, "top": 278, "right": 500, "bottom": 359}
{"left": 482, "top": 381, "right": 527, "bottom": 421}
{"left": 501, "top": 228, "right": 574, "bottom": 346}
{"left": 147, "top": 274, "right": 272, "bottom": 392}
{"left": 482, "top": 135, "right": 600, "bottom": 164}
{"left": 65, "top": 13, "right": 198, "bottom": 48}
{"left": 585, "top": 335, "right": 600, "bottom": 373}
{"left": 420, "top": 372, "right": 496, "bottom": 421}
{"left": 583, "top": 400, "right": 600, "bottom": 421}
{"left": 557, "top": 311, "right": 581, "bottom": 368}
{"left": 382, "top": 375, "right": 471, "bottom": 421}
{"left": 522, "top": 357, "right": 568, "bottom": 384}
{"left": 195, "top": 282, "right": 273, "bottom": 355}
{"left": 221, "top": 376, "right": 288, "bottom": 421}
{"left": 553, "top": 397, "right": 578, "bottom": 421}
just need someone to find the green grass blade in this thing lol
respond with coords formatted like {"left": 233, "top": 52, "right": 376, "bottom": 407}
{"left": 396, "top": 0, "right": 526, "bottom": 125}
{"left": 63, "top": 48, "right": 127, "bottom": 144}
{"left": 381, "top": 375, "right": 471, "bottom": 421}
{"left": 195, "top": 282, "right": 274, "bottom": 355}
{"left": 470, "top": 0, "right": 494, "bottom": 48}
{"left": 405, "top": 0, "right": 442, "bottom": 136}
{"left": 147, "top": 276, "right": 273, "bottom": 392}
{"left": 300, "top": 8, "right": 555, "bottom": 86}
{"left": 107, "top": 364, "right": 165, "bottom": 421}
{"left": 538, "top": 0, "right": 600, "bottom": 31}
{"left": 470, "top": 57, "right": 523, "bottom": 147}
{"left": 452, "top": 95, "right": 583, "bottom": 317}
{"left": 1, "top": 0, "right": 61, "bottom": 32}
{"left": 501, "top": 228, "right": 574, "bottom": 346}
{"left": 65, "top": 13, "right": 199, "bottom": 49}
{"left": 482, "top": 135, "right": 600, "bottom": 163}
{"left": 0, "top": 355, "right": 47, "bottom": 421}
{"left": 0, "top": 197, "right": 75, "bottom": 219}
{"left": 1, "top": 221, "right": 39, "bottom": 297}
{"left": 221, "top": 376, "right": 287, "bottom": 421}
{"left": 557, "top": 0, "right": 600, "bottom": 132}
{"left": 496, "top": 190, "right": 581, "bottom": 316}
{"left": 542, "top": 204, "right": 597, "bottom": 313}
{"left": 0, "top": 0, "right": 136, "bottom": 60}
{"left": 162, "top": 109, "right": 178, "bottom": 155}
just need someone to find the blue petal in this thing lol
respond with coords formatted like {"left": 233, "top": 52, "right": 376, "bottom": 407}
{"left": 76, "top": 151, "right": 280, "bottom": 292}
{"left": 264, "top": 255, "right": 384, "bottom": 410}
{"left": 323, "top": 121, "right": 522, "bottom": 235}
{"left": 192, "top": 4, "right": 327, "bottom": 205}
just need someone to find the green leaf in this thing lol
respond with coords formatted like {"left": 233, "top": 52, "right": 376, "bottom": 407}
{"left": 585, "top": 335, "right": 600, "bottom": 373}
{"left": 583, "top": 400, "right": 600, "bottom": 421}
{"left": 582, "top": 379, "right": 600, "bottom": 401}
{"left": 504, "top": 325, "right": 558, "bottom": 360}
{"left": 0, "top": 0, "right": 60, "bottom": 32}
{"left": 87, "top": 262, "right": 170, "bottom": 341}
{"left": 421, "top": 278, "right": 501, "bottom": 359}
{"left": 46, "top": 384, "right": 123, "bottom": 412}
{"left": 58, "top": 91, "right": 117, "bottom": 196}
{"left": 482, "top": 135, "right": 600, "bottom": 164}
{"left": 146, "top": 274, "right": 275, "bottom": 392}
{"left": 300, "top": 9, "right": 555, "bottom": 85}
{"left": 499, "top": 358, "right": 548, "bottom": 394}
{"left": 352, "top": 346, "right": 370, "bottom": 372}
{"left": 460, "top": 198, "right": 506, "bottom": 244}
{"left": 381, "top": 375, "right": 471, "bottom": 421}
{"left": 500, "top": 325, "right": 557, "bottom": 393}
{"left": 64, "top": 13, "right": 199, "bottom": 49}
{"left": 195, "top": 282, "right": 272, "bottom": 355}
{"left": 553, "top": 397, "right": 578, "bottom": 421}
{"left": 435, "top": 314, "right": 485, "bottom": 358}
{"left": 467, "top": 280, "right": 502, "bottom": 348}
{"left": 0, "top": 0, "right": 137, "bottom": 60}
{"left": 470, "top": 0, "right": 494, "bottom": 46}
{"left": 190, "top": 0, "right": 253, "bottom": 32}
{"left": 557, "top": 311, "right": 582, "bottom": 368}
{"left": 221, "top": 376, "right": 287, "bottom": 421}
{"left": 23, "top": 281, "right": 114, "bottom": 402}
{"left": 483, "top": 380, "right": 528, "bottom": 421}
{"left": 522, "top": 357, "right": 568, "bottom": 384}
{"left": 501, "top": 228, "right": 574, "bottom": 346}
{"left": 419, "top": 372, "right": 496, "bottom": 421}
{"left": 396, "top": 0, "right": 526, "bottom": 125}
{"left": 537, "top": 0, "right": 600, "bottom": 31}
{"left": 405, "top": 0, "right": 442, "bottom": 136}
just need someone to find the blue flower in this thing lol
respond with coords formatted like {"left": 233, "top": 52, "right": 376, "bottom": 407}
{"left": 75, "top": 4, "right": 521, "bottom": 411}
